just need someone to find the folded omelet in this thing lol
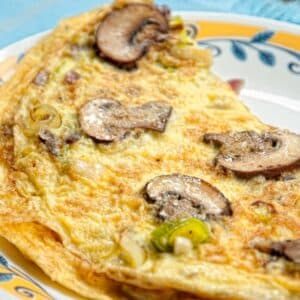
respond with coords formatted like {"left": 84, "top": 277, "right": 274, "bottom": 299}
{"left": 0, "top": 0, "right": 300, "bottom": 299}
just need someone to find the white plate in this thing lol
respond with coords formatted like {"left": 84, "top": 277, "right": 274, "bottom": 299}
{"left": 0, "top": 12, "right": 299, "bottom": 300}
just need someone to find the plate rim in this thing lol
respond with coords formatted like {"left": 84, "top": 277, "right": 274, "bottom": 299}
{"left": 179, "top": 11, "right": 300, "bottom": 33}
{"left": 0, "top": 11, "right": 299, "bottom": 58}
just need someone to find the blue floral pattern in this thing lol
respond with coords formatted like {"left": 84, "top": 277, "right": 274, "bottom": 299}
{"left": 195, "top": 28, "right": 300, "bottom": 75}
{"left": 231, "top": 41, "right": 248, "bottom": 61}
{"left": 0, "top": 255, "right": 52, "bottom": 299}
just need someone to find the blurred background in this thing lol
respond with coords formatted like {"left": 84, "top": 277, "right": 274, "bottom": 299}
{"left": 0, "top": 0, "right": 299, "bottom": 48}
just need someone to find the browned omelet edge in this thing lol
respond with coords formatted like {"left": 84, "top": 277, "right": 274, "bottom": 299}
{"left": 1, "top": 222, "right": 202, "bottom": 300}
{"left": 0, "top": 223, "right": 125, "bottom": 300}
{"left": 0, "top": 1, "right": 299, "bottom": 300}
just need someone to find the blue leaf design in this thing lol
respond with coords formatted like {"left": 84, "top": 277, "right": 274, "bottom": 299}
{"left": 259, "top": 50, "right": 275, "bottom": 66}
{"left": 198, "top": 41, "right": 222, "bottom": 57}
{"left": 288, "top": 62, "right": 300, "bottom": 75}
{"left": 231, "top": 41, "right": 247, "bottom": 61}
{"left": 15, "top": 286, "right": 35, "bottom": 298}
{"left": 251, "top": 31, "right": 275, "bottom": 43}
{"left": 0, "top": 256, "right": 8, "bottom": 267}
{"left": 0, "top": 273, "right": 13, "bottom": 282}
{"left": 186, "top": 24, "right": 198, "bottom": 39}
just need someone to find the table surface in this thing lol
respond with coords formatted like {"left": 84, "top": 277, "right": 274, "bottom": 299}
{"left": 0, "top": 0, "right": 300, "bottom": 49}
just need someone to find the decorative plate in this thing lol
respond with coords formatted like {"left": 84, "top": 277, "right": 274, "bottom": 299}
{"left": 0, "top": 12, "right": 299, "bottom": 300}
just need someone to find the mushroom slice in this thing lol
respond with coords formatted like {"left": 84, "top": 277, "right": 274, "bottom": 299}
{"left": 252, "top": 239, "right": 300, "bottom": 264}
{"left": 96, "top": 4, "right": 169, "bottom": 65}
{"left": 144, "top": 174, "right": 232, "bottom": 221}
{"left": 79, "top": 98, "right": 172, "bottom": 142}
{"left": 39, "top": 128, "right": 63, "bottom": 156}
{"left": 204, "top": 130, "right": 300, "bottom": 177}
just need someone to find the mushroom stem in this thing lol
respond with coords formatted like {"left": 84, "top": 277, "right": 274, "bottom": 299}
{"left": 79, "top": 98, "right": 172, "bottom": 142}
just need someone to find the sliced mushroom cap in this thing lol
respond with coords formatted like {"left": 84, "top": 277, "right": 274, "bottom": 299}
{"left": 96, "top": 4, "right": 169, "bottom": 65}
{"left": 204, "top": 130, "right": 300, "bottom": 177}
{"left": 79, "top": 98, "right": 172, "bottom": 142}
{"left": 252, "top": 239, "right": 300, "bottom": 264}
{"left": 144, "top": 174, "right": 232, "bottom": 221}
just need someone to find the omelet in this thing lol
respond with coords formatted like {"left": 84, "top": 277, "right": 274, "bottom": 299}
{"left": 0, "top": 0, "right": 300, "bottom": 299}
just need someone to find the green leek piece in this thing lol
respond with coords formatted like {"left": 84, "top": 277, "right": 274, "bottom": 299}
{"left": 151, "top": 218, "right": 209, "bottom": 252}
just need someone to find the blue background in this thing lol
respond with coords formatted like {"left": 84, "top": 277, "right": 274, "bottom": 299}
{"left": 0, "top": 0, "right": 300, "bottom": 48}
